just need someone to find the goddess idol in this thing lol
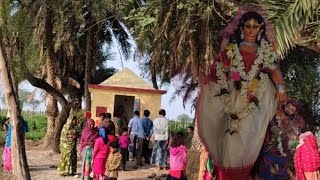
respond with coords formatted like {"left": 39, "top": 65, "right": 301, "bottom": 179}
{"left": 197, "top": 6, "right": 287, "bottom": 179}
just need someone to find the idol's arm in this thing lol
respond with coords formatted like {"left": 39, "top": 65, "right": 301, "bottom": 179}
{"left": 271, "top": 68, "right": 287, "bottom": 102}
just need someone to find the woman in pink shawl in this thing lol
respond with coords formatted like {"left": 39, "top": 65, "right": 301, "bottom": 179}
{"left": 294, "top": 131, "right": 320, "bottom": 180}
{"left": 80, "top": 119, "right": 99, "bottom": 179}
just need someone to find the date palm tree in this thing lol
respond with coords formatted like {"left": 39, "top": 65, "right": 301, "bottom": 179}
{"left": 121, "top": 0, "right": 320, "bottom": 152}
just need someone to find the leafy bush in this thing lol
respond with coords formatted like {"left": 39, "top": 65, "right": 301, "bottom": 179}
{"left": 0, "top": 111, "right": 47, "bottom": 142}
{"left": 0, "top": 129, "right": 5, "bottom": 144}
{"left": 169, "top": 121, "right": 193, "bottom": 135}
{"left": 0, "top": 115, "right": 7, "bottom": 127}
{"left": 23, "top": 113, "right": 47, "bottom": 141}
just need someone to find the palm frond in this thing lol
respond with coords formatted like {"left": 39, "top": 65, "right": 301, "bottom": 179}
{"left": 261, "top": 0, "right": 320, "bottom": 55}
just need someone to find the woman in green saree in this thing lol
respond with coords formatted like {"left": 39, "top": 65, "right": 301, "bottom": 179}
{"left": 58, "top": 116, "right": 78, "bottom": 176}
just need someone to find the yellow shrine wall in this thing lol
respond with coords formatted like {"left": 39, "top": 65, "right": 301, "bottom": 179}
{"left": 89, "top": 88, "right": 162, "bottom": 121}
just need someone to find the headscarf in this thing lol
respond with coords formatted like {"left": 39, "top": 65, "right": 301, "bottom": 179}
{"left": 294, "top": 131, "right": 320, "bottom": 180}
{"left": 98, "top": 127, "right": 108, "bottom": 144}
{"left": 80, "top": 119, "right": 99, "bottom": 151}
{"left": 83, "top": 111, "right": 92, "bottom": 119}
{"left": 60, "top": 118, "right": 77, "bottom": 143}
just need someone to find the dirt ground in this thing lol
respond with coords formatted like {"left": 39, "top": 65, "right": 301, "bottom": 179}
{"left": 0, "top": 141, "right": 169, "bottom": 180}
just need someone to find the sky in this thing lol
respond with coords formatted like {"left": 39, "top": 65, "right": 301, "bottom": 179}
{"left": 0, "top": 39, "right": 195, "bottom": 120}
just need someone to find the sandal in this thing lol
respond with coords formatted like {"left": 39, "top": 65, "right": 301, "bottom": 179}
{"left": 148, "top": 173, "right": 157, "bottom": 178}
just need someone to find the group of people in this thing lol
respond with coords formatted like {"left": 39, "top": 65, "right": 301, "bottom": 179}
{"left": 56, "top": 108, "right": 194, "bottom": 180}
{"left": 57, "top": 111, "right": 122, "bottom": 179}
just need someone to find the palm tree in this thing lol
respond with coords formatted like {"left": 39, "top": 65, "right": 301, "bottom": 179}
{"left": 2, "top": 0, "right": 132, "bottom": 151}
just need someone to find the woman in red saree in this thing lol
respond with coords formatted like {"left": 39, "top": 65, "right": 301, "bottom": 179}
{"left": 294, "top": 131, "right": 320, "bottom": 180}
{"left": 197, "top": 6, "right": 287, "bottom": 180}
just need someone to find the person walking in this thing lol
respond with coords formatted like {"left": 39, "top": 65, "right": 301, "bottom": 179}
{"left": 142, "top": 110, "right": 153, "bottom": 164}
{"left": 150, "top": 109, "right": 169, "bottom": 170}
{"left": 128, "top": 111, "right": 145, "bottom": 168}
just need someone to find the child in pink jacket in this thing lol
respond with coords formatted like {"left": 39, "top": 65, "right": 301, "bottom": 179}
{"left": 167, "top": 132, "right": 188, "bottom": 180}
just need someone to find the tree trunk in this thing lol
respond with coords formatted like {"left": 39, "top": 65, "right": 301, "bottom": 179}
{"left": 151, "top": 69, "right": 159, "bottom": 89}
{"left": 84, "top": 21, "right": 95, "bottom": 111}
{"left": 53, "top": 104, "right": 71, "bottom": 152}
{"left": 69, "top": 92, "right": 82, "bottom": 115}
{"left": 44, "top": 95, "right": 58, "bottom": 147}
{"left": 27, "top": 74, "right": 71, "bottom": 153}
{"left": 43, "top": 5, "right": 59, "bottom": 148}
{"left": 0, "top": 28, "right": 31, "bottom": 180}
{"left": 191, "top": 118, "right": 202, "bottom": 151}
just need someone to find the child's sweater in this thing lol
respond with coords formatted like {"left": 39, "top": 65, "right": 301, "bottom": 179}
{"left": 106, "top": 152, "right": 122, "bottom": 178}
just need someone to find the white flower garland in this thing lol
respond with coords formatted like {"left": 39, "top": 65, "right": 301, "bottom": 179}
{"left": 277, "top": 136, "right": 287, "bottom": 157}
{"left": 216, "top": 39, "right": 276, "bottom": 123}
{"left": 218, "top": 73, "right": 268, "bottom": 119}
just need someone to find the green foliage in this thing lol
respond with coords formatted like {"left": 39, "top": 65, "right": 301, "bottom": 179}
{"left": 0, "top": 115, "right": 7, "bottom": 128}
{"left": 169, "top": 114, "right": 193, "bottom": 134}
{"left": 176, "top": 114, "right": 193, "bottom": 123}
{"left": 280, "top": 46, "right": 320, "bottom": 131}
{"left": 0, "top": 0, "right": 41, "bottom": 82}
{"left": 261, "top": 0, "right": 320, "bottom": 55}
{"left": 290, "top": 140, "right": 299, "bottom": 149}
{"left": 0, "top": 111, "right": 47, "bottom": 142}
{"left": 22, "top": 112, "right": 47, "bottom": 141}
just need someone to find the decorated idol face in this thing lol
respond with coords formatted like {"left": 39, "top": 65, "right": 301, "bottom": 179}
{"left": 236, "top": 11, "right": 266, "bottom": 43}
{"left": 284, "top": 103, "right": 298, "bottom": 116}
{"left": 242, "top": 18, "right": 262, "bottom": 42}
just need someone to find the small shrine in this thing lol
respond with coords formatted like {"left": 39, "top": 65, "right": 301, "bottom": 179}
{"left": 89, "top": 68, "right": 166, "bottom": 124}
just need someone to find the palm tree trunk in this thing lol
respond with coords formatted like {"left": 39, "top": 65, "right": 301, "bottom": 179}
{"left": 151, "top": 69, "right": 159, "bottom": 89}
{"left": 45, "top": 94, "right": 58, "bottom": 147}
{"left": 53, "top": 103, "right": 71, "bottom": 152}
{"left": 43, "top": 5, "right": 59, "bottom": 148}
{"left": 0, "top": 28, "right": 31, "bottom": 180}
{"left": 84, "top": 20, "right": 96, "bottom": 111}
{"left": 69, "top": 92, "right": 82, "bottom": 114}
{"left": 191, "top": 118, "right": 202, "bottom": 151}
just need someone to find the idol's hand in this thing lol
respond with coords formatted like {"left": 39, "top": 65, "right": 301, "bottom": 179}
{"left": 277, "top": 91, "right": 287, "bottom": 102}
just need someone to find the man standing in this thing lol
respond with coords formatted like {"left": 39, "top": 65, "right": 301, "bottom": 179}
{"left": 99, "top": 113, "right": 115, "bottom": 135}
{"left": 142, "top": 110, "right": 153, "bottom": 164}
{"left": 128, "top": 111, "right": 145, "bottom": 169}
{"left": 150, "top": 109, "right": 169, "bottom": 170}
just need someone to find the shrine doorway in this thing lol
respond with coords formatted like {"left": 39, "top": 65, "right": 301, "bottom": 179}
{"left": 113, "top": 95, "right": 134, "bottom": 125}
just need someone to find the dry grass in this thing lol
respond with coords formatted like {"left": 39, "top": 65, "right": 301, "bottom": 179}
{"left": 187, "top": 150, "right": 200, "bottom": 180}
